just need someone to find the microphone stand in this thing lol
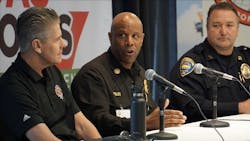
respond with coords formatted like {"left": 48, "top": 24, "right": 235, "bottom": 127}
{"left": 200, "top": 77, "right": 229, "bottom": 127}
{"left": 147, "top": 87, "right": 178, "bottom": 140}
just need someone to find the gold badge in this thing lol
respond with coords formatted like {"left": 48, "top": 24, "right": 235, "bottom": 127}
{"left": 180, "top": 57, "right": 195, "bottom": 77}
{"left": 113, "top": 68, "right": 120, "bottom": 75}
{"left": 240, "top": 63, "right": 250, "bottom": 79}
{"left": 143, "top": 79, "right": 149, "bottom": 94}
{"left": 113, "top": 91, "right": 121, "bottom": 97}
{"left": 143, "top": 79, "right": 149, "bottom": 102}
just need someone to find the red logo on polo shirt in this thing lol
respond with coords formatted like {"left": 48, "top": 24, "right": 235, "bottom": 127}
{"left": 55, "top": 85, "right": 64, "bottom": 100}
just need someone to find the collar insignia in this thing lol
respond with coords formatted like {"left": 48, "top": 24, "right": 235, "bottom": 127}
{"left": 113, "top": 68, "right": 121, "bottom": 75}
{"left": 113, "top": 91, "right": 121, "bottom": 97}
{"left": 180, "top": 57, "right": 195, "bottom": 77}
{"left": 238, "top": 56, "right": 243, "bottom": 61}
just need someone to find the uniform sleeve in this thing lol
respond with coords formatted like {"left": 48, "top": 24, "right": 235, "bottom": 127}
{"left": 71, "top": 68, "right": 130, "bottom": 137}
{"left": 169, "top": 58, "right": 238, "bottom": 123}
{"left": 0, "top": 78, "right": 44, "bottom": 139}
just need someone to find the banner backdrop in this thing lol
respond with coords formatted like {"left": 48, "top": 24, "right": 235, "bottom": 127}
{"left": 177, "top": 0, "right": 250, "bottom": 59}
{"left": 0, "top": 0, "right": 112, "bottom": 86}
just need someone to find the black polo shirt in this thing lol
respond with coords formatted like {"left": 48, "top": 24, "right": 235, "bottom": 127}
{"left": 0, "top": 54, "right": 80, "bottom": 140}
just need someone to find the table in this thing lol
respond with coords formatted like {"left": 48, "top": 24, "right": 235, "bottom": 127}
{"left": 146, "top": 114, "right": 250, "bottom": 141}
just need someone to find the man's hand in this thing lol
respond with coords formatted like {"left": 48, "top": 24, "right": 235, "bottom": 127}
{"left": 239, "top": 98, "right": 250, "bottom": 114}
{"left": 75, "top": 112, "right": 101, "bottom": 140}
{"left": 146, "top": 99, "right": 186, "bottom": 130}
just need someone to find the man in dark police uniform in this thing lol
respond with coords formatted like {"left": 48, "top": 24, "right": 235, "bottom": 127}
{"left": 0, "top": 7, "right": 101, "bottom": 141}
{"left": 71, "top": 12, "right": 187, "bottom": 137}
{"left": 170, "top": 2, "right": 250, "bottom": 123}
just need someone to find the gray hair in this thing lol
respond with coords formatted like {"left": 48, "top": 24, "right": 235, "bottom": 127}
{"left": 16, "top": 7, "right": 59, "bottom": 53}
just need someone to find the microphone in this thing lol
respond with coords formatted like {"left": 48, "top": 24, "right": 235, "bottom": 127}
{"left": 193, "top": 63, "right": 236, "bottom": 81}
{"left": 145, "top": 69, "right": 187, "bottom": 95}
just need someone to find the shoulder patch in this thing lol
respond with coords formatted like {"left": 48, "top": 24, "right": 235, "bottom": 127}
{"left": 241, "top": 63, "right": 250, "bottom": 79}
{"left": 180, "top": 57, "right": 195, "bottom": 77}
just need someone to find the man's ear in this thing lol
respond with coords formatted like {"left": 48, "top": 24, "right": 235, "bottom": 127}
{"left": 31, "top": 39, "right": 42, "bottom": 54}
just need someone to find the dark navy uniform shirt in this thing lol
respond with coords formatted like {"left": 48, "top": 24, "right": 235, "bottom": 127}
{"left": 0, "top": 54, "right": 80, "bottom": 141}
{"left": 170, "top": 39, "right": 250, "bottom": 123}
{"left": 71, "top": 48, "right": 157, "bottom": 137}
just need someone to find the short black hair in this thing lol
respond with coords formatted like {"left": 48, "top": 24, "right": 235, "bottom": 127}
{"left": 207, "top": 2, "right": 238, "bottom": 23}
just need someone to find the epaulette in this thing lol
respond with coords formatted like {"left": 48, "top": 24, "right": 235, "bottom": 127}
{"left": 237, "top": 46, "right": 250, "bottom": 62}
{"left": 238, "top": 46, "right": 250, "bottom": 51}
{"left": 193, "top": 42, "right": 205, "bottom": 54}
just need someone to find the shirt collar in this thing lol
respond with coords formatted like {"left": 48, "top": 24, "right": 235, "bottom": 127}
{"left": 14, "top": 53, "right": 45, "bottom": 82}
{"left": 203, "top": 39, "right": 236, "bottom": 60}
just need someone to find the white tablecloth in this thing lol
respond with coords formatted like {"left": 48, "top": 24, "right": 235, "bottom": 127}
{"left": 146, "top": 114, "right": 250, "bottom": 141}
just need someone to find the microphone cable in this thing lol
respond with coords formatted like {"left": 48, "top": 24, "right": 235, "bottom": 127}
{"left": 146, "top": 69, "right": 225, "bottom": 141}
{"left": 182, "top": 91, "right": 208, "bottom": 121}
{"left": 192, "top": 63, "right": 250, "bottom": 141}
{"left": 174, "top": 75, "right": 250, "bottom": 141}
{"left": 234, "top": 78, "right": 250, "bottom": 97}
{"left": 182, "top": 91, "right": 225, "bottom": 141}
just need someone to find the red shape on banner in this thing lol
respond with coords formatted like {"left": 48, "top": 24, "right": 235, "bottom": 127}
{"left": 56, "top": 12, "right": 89, "bottom": 70}
{"left": 31, "top": 0, "right": 48, "bottom": 7}
{"left": 215, "top": 0, "right": 250, "bottom": 26}
{"left": 6, "top": 0, "right": 29, "bottom": 7}
{"left": 5, "top": 0, "right": 47, "bottom": 8}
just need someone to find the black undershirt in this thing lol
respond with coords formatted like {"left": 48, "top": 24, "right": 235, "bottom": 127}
{"left": 218, "top": 54, "right": 232, "bottom": 68}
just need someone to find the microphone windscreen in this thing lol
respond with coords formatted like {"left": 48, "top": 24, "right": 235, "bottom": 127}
{"left": 194, "top": 63, "right": 203, "bottom": 74}
{"left": 145, "top": 69, "right": 155, "bottom": 80}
